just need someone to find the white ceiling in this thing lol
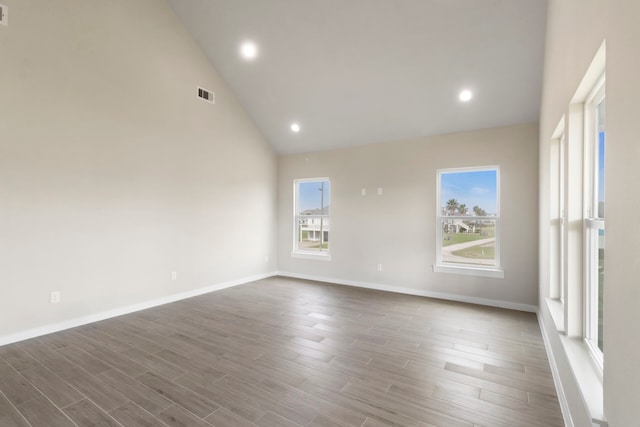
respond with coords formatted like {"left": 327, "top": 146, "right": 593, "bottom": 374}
{"left": 167, "top": 0, "right": 547, "bottom": 154}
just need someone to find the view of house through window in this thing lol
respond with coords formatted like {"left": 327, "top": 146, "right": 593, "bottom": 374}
{"left": 437, "top": 168, "right": 499, "bottom": 268}
{"left": 294, "top": 178, "right": 330, "bottom": 255}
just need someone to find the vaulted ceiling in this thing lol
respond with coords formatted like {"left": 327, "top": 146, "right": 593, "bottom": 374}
{"left": 167, "top": 0, "right": 547, "bottom": 154}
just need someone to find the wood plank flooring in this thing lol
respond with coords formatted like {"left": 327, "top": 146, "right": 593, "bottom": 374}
{"left": 0, "top": 277, "right": 564, "bottom": 426}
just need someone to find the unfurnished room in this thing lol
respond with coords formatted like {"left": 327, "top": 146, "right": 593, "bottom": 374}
{"left": 1, "top": 1, "right": 639, "bottom": 426}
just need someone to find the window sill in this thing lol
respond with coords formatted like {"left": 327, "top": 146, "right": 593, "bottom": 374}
{"left": 546, "top": 298, "right": 566, "bottom": 335}
{"left": 433, "top": 264, "right": 504, "bottom": 279}
{"left": 291, "top": 252, "right": 332, "bottom": 261}
{"left": 559, "top": 335, "right": 606, "bottom": 426}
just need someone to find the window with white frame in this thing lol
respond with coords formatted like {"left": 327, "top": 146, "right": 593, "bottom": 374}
{"left": 550, "top": 128, "right": 567, "bottom": 304}
{"left": 542, "top": 43, "right": 606, "bottom": 423}
{"left": 435, "top": 167, "right": 501, "bottom": 277}
{"left": 559, "top": 133, "right": 566, "bottom": 303}
{"left": 584, "top": 76, "right": 605, "bottom": 359}
{"left": 293, "top": 178, "right": 330, "bottom": 258}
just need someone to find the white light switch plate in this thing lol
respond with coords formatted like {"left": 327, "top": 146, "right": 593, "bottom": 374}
{"left": 50, "top": 291, "right": 60, "bottom": 304}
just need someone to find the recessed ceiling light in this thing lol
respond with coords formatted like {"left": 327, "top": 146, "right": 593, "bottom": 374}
{"left": 290, "top": 123, "right": 301, "bottom": 133}
{"left": 240, "top": 41, "right": 258, "bottom": 60}
{"left": 459, "top": 89, "right": 473, "bottom": 102}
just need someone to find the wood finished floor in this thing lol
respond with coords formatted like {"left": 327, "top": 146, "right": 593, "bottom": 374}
{"left": 0, "top": 277, "right": 564, "bottom": 427}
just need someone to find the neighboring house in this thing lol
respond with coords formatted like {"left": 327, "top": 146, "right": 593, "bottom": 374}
{"left": 300, "top": 207, "right": 330, "bottom": 242}
{"left": 300, "top": 216, "right": 330, "bottom": 242}
{"left": 443, "top": 219, "right": 472, "bottom": 234}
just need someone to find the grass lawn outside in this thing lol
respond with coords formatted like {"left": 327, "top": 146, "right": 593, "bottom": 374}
{"left": 442, "top": 226, "right": 495, "bottom": 247}
{"left": 452, "top": 244, "right": 495, "bottom": 260}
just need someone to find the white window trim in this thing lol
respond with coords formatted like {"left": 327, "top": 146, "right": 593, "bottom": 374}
{"left": 434, "top": 166, "right": 503, "bottom": 278}
{"left": 583, "top": 75, "right": 606, "bottom": 219}
{"left": 292, "top": 177, "right": 331, "bottom": 261}
{"left": 582, "top": 75, "right": 605, "bottom": 367}
{"left": 544, "top": 40, "right": 606, "bottom": 426}
{"left": 559, "top": 132, "right": 567, "bottom": 304}
{"left": 291, "top": 251, "right": 332, "bottom": 261}
{"left": 549, "top": 117, "right": 567, "bottom": 307}
{"left": 433, "top": 264, "right": 504, "bottom": 278}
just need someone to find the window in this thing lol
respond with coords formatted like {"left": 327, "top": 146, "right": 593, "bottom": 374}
{"left": 584, "top": 77, "right": 605, "bottom": 359}
{"left": 559, "top": 133, "right": 567, "bottom": 303}
{"left": 558, "top": 133, "right": 567, "bottom": 303}
{"left": 541, "top": 43, "right": 606, "bottom": 423}
{"left": 546, "top": 123, "right": 568, "bottom": 334}
{"left": 435, "top": 167, "right": 502, "bottom": 277}
{"left": 549, "top": 125, "right": 567, "bottom": 308}
{"left": 293, "top": 178, "right": 330, "bottom": 259}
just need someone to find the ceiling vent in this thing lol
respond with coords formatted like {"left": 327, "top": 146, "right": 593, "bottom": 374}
{"left": 0, "top": 4, "right": 8, "bottom": 26}
{"left": 198, "top": 87, "right": 215, "bottom": 104}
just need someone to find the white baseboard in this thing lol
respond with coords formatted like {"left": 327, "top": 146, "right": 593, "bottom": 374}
{"left": 0, "top": 271, "right": 277, "bottom": 347}
{"left": 1, "top": 270, "right": 538, "bottom": 348}
{"left": 276, "top": 271, "right": 537, "bottom": 313}
{"left": 538, "top": 312, "right": 574, "bottom": 427}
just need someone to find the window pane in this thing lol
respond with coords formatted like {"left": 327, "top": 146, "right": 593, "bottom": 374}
{"left": 297, "top": 180, "right": 330, "bottom": 215}
{"left": 441, "top": 219, "right": 496, "bottom": 266}
{"left": 597, "top": 99, "right": 605, "bottom": 218}
{"left": 586, "top": 91, "right": 605, "bottom": 358}
{"left": 297, "top": 217, "right": 329, "bottom": 252}
{"left": 598, "top": 228, "right": 604, "bottom": 352}
{"left": 440, "top": 170, "right": 497, "bottom": 216}
{"left": 294, "top": 178, "right": 330, "bottom": 255}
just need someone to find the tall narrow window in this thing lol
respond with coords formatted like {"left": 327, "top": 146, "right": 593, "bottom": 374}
{"left": 435, "top": 167, "right": 502, "bottom": 277}
{"left": 293, "top": 178, "right": 330, "bottom": 259}
{"left": 549, "top": 128, "right": 567, "bottom": 304}
{"left": 559, "top": 132, "right": 567, "bottom": 303}
{"left": 585, "top": 77, "right": 605, "bottom": 359}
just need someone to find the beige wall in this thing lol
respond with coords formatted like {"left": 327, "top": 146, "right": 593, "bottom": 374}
{"left": 0, "top": 0, "right": 277, "bottom": 339}
{"left": 278, "top": 123, "right": 539, "bottom": 309}
{"left": 605, "top": 3, "right": 640, "bottom": 424}
{"left": 539, "top": 0, "right": 640, "bottom": 425}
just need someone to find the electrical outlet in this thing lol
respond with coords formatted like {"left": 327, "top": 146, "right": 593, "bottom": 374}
{"left": 50, "top": 291, "right": 60, "bottom": 304}
{"left": 377, "top": 187, "right": 383, "bottom": 196}
{"left": 0, "top": 4, "right": 8, "bottom": 26}
{"left": 361, "top": 188, "right": 367, "bottom": 196}
{"left": 171, "top": 271, "right": 177, "bottom": 281}
{"left": 377, "top": 264, "right": 383, "bottom": 272}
